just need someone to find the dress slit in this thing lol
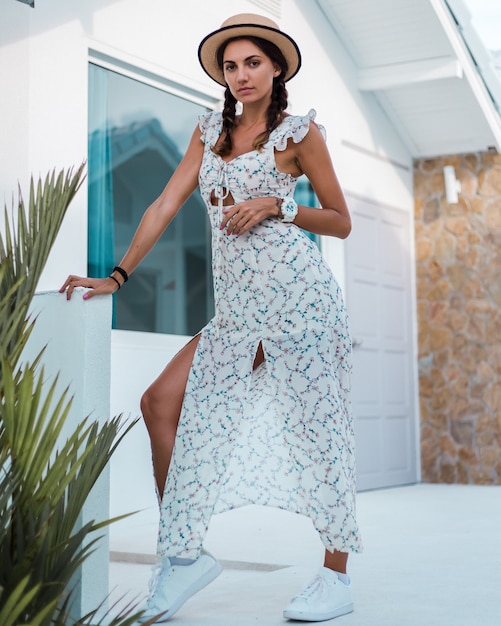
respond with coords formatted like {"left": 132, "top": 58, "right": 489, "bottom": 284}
{"left": 252, "top": 340, "right": 266, "bottom": 370}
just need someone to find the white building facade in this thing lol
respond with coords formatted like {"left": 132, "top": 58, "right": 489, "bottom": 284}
{"left": 1, "top": 0, "right": 420, "bottom": 532}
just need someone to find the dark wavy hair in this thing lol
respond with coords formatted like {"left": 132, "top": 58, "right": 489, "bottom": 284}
{"left": 213, "top": 36, "right": 289, "bottom": 157}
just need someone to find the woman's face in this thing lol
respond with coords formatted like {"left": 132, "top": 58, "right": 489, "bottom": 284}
{"left": 222, "top": 39, "right": 281, "bottom": 104}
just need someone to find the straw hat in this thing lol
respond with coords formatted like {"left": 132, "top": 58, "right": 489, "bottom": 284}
{"left": 198, "top": 13, "right": 301, "bottom": 86}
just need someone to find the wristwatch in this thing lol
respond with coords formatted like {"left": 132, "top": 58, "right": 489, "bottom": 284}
{"left": 277, "top": 197, "right": 298, "bottom": 223}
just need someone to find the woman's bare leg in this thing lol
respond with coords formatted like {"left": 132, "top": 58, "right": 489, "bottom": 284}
{"left": 324, "top": 549, "right": 348, "bottom": 574}
{"left": 140, "top": 334, "right": 201, "bottom": 496}
{"left": 141, "top": 337, "right": 265, "bottom": 497}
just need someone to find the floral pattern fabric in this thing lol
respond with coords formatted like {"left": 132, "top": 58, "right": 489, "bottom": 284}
{"left": 158, "top": 110, "right": 362, "bottom": 558}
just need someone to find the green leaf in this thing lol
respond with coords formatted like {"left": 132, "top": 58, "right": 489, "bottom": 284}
{"left": 0, "top": 164, "right": 86, "bottom": 370}
{"left": 0, "top": 166, "right": 142, "bottom": 625}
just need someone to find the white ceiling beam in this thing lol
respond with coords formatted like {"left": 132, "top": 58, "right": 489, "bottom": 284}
{"left": 358, "top": 56, "right": 463, "bottom": 91}
{"left": 430, "top": 0, "right": 501, "bottom": 152}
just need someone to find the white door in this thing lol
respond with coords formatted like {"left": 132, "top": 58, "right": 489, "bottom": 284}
{"left": 345, "top": 194, "right": 418, "bottom": 490}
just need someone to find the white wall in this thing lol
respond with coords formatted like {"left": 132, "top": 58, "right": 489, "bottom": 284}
{"left": 0, "top": 1, "right": 30, "bottom": 193}
{"left": 284, "top": 1, "right": 413, "bottom": 207}
{"left": 24, "top": 291, "right": 112, "bottom": 617}
{"left": 0, "top": 0, "right": 415, "bottom": 546}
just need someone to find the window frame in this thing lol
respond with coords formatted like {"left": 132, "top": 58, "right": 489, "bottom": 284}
{"left": 88, "top": 43, "right": 221, "bottom": 111}
{"left": 87, "top": 42, "right": 222, "bottom": 341}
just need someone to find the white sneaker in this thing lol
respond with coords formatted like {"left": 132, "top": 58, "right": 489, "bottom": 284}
{"left": 138, "top": 551, "right": 223, "bottom": 623}
{"left": 283, "top": 567, "right": 354, "bottom": 622}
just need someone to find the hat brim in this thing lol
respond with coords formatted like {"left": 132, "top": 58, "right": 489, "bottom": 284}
{"left": 198, "top": 23, "right": 301, "bottom": 86}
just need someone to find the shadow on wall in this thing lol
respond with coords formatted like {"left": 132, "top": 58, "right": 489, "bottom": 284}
{"left": 414, "top": 151, "right": 501, "bottom": 484}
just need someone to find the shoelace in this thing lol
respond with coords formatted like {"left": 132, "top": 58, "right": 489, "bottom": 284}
{"left": 145, "top": 562, "right": 163, "bottom": 607}
{"left": 293, "top": 573, "right": 326, "bottom": 600}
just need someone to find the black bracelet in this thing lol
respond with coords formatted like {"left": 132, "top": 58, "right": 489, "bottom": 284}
{"left": 113, "top": 265, "right": 129, "bottom": 283}
{"left": 109, "top": 274, "right": 121, "bottom": 290}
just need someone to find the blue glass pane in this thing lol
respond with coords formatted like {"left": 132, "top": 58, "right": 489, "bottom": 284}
{"left": 294, "top": 176, "right": 320, "bottom": 247}
{"left": 88, "top": 64, "right": 213, "bottom": 335}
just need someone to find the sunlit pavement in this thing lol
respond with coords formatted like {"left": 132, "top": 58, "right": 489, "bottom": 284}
{"left": 109, "top": 484, "right": 501, "bottom": 625}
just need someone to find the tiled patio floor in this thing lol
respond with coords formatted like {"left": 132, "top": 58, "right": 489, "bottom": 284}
{"left": 109, "top": 484, "right": 501, "bottom": 625}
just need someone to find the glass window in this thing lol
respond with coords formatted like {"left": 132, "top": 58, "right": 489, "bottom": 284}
{"left": 294, "top": 176, "right": 321, "bottom": 247}
{"left": 88, "top": 64, "right": 214, "bottom": 336}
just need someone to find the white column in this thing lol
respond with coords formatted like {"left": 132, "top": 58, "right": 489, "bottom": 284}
{"left": 25, "top": 290, "right": 112, "bottom": 618}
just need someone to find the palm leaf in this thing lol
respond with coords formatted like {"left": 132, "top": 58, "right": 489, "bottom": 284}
{"left": 0, "top": 166, "right": 147, "bottom": 623}
{"left": 1, "top": 359, "right": 142, "bottom": 623}
{"left": 0, "top": 576, "right": 54, "bottom": 626}
{"left": 0, "top": 165, "right": 85, "bottom": 369}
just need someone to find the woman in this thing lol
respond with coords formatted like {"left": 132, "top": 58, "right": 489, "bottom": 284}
{"left": 61, "top": 13, "right": 362, "bottom": 623}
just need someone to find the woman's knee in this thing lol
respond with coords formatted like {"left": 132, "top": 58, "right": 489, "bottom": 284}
{"left": 140, "top": 381, "right": 181, "bottom": 432}
{"left": 140, "top": 386, "right": 156, "bottom": 424}
{"left": 141, "top": 384, "right": 170, "bottom": 424}
{"left": 140, "top": 334, "right": 199, "bottom": 428}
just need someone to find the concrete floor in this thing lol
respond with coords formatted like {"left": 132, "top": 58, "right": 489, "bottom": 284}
{"left": 108, "top": 484, "right": 501, "bottom": 625}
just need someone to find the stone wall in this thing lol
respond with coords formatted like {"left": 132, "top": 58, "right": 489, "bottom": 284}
{"left": 414, "top": 152, "right": 501, "bottom": 484}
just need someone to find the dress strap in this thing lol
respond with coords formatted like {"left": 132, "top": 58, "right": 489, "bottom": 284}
{"left": 272, "top": 109, "right": 326, "bottom": 152}
{"left": 198, "top": 111, "right": 222, "bottom": 146}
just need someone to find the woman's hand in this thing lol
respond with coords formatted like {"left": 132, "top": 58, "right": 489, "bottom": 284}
{"left": 59, "top": 275, "right": 120, "bottom": 301}
{"left": 220, "top": 197, "right": 279, "bottom": 236}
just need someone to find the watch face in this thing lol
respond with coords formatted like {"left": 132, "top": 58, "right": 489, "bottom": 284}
{"left": 282, "top": 198, "right": 298, "bottom": 221}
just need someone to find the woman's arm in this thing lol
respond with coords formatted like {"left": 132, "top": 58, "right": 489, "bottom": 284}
{"left": 60, "top": 125, "right": 204, "bottom": 299}
{"left": 292, "top": 122, "right": 351, "bottom": 239}
{"left": 220, "top": 122, "right": 351, "bottom": 239}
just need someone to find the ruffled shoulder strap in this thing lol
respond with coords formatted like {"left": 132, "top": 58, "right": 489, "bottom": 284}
{"left": 198, "top": 110, "right": 222, "bottom": 146}
{"left": 272, "top": 109, "right": 326, "bottom": 151}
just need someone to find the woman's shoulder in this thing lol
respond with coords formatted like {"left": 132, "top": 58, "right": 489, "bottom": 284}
{"left": 273, "top": 109, "right": 326, "bottom": 151}
{"left": 198, "top": 110, "right": 223, "bottom": 144}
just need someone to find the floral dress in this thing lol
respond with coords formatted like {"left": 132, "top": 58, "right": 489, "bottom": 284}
{"left": 158, "top": 109, "right": 362, "bottom": 558}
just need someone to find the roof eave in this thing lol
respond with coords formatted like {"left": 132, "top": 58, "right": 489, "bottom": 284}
{"left": 431, "top": 0, "right": 501, "bottom": 153}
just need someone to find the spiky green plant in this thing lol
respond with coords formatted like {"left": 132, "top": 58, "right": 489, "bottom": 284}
{"left": 0, "top": 168, "right": 153, "bottom": 624}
